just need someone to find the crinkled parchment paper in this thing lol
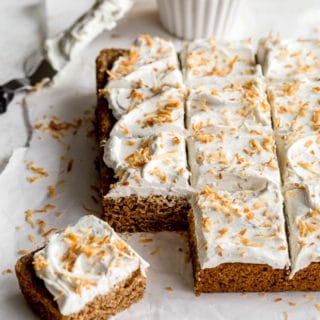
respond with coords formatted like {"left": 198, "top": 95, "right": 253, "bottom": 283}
{"left": 2, "top": 0, "right": 320, "bottom": 319}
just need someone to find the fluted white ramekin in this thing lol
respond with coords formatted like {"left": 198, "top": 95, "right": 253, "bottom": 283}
{"left": 156, "top": 0, "right": 244, "bottom": 40}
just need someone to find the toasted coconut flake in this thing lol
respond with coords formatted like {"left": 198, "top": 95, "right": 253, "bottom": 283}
{"left": 18, "top": 249, "right": 30, "bottom": 255}
{"left": 125, "top": 145, "right": 151, "bottom": 168}
{"left": 28, "top": 234, "right": 36, "bottom": 243}
{"left": 33, "top": 255, "right": 49, "bottom": 271}
{"left": 25, "top": 209, "right": 35, "bottom": 228}
{"left": 47, "top": 185, "right": 57, "bottom": 199}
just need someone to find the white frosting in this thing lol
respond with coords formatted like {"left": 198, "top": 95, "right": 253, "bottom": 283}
{"left": 109, "top": 88, "right": 186, "bottom": 137}
{"left": 284, "top": 189, "right": 320, "bottom": 277}
{"left": 258, "top": 35, "right": 320, "bottom": 79}
{"left": 180, "top": 38, "right": 260, "bottom": 88}
{"left": 105, "top": 87, "right": 157, "bottom": 120}
{"left": 105, "top": 35, "right": 184, "bottom": 120}
{"left": 46, "top": 0, "right": 133, "bottom": 70}
{"left": 276, "top": 132, "right": 320, "bottom": 209}
{"left": 106, "top": 35, "right": 183, "bottom": 89}
{"left": 103, "top": 132, "right": 192, "bottom": 198}
{"left": 106, "top": 60, "right": 184, "bottom": 91}
{"left": 268, "top": 79, "right": 320, "bottom": 134}
{"left": 187, "top": 77, "right": 272, "bottom": 129}
{"left": 187, "top": 125, "right": 281, "bottom": 190}
{"left": 191, "top": 184, "right": 290, "bottom": 269}
{"left": 33, "top": 215, "right": 149, "bottom": 316}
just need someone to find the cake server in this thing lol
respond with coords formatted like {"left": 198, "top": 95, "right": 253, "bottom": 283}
{"left": 0, "top": 0, "right": 133, "bottom": 114}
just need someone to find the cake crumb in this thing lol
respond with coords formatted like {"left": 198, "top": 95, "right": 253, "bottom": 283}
{"left": 288, "top": 301, "right": 297, "bottom": 307}
{"left": 16, "top": 225, "right": 24, "bottom": 230}
{"left": 315, "top": 304, "right": 320, "bottom": 311}
{"left": 67, "top": 159, "right": 74, "bottom": 172}
{"left": 139, "top": 238, "right": 153, "bottom": 243}
{"left": 55, "top": 211, "right": 63, "bottom": 218}
{"left": 274, "top": 297, "right": 282, "bottom": 302}
{"left": 259, "top": 292, "right": 266, "bottom": 298}
{"left": 1, "top": 269, "right": 13, "bottom": 275}
{"left": 150, "top": 248, "right": 161, "bottom": 256}
{"left": 165, "top": 286, "right": 173, "bottom": 292}
{"left": 111, "top": 33, "right": 121, "bottom": 39}
{"left": 284, "top": 311, "right": 289, "bottom": 320}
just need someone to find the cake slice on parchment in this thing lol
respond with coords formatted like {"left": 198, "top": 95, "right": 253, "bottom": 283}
{"left": 188, "top": 184, "right": 290, "bottom": 294}
{"left": 15, "top": 215, "right": 149, "bottom": 320}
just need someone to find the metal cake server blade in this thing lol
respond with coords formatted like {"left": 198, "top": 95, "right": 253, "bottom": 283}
{"left": 0, "top": 0, "right": 133, "bottom": 114}
{"left": 0, "top": 0, "right": 53, "bottom": 114}
{"left": 0, "top": 60, "right": 57, "bottom": 113}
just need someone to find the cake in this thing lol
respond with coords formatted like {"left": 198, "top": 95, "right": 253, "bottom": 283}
{"left": 180, "top": 38, "right": 261, "bottom": 88}
{"left": 15, "top": 215, "right": 149, "bottom": 319}
{"left": 96, "top": 36, "right": 191, "bottom": 232}
{"left": 257, "top": 34, "right": 320, "bottom": 79}
{"left": 189, "top": 184, "right": 290, "bottom": 294}
{"left": 96, "top": 34, "right": 320, "bottom": 294}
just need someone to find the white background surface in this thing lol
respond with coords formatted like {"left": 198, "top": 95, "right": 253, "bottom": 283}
{"left": 1, "top": 0, "right": 320, "bottom": 319}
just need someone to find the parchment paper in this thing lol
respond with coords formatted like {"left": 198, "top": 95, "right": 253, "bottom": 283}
{"left": 2, "top": 0, "right": 320, "bottom": 319}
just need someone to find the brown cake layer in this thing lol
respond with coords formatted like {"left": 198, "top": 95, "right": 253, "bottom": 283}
{"left": 188, "top": 209, "right": 320, "bottom": 295}
{"left": 15, "top": 251, "right": 146, "bottom": 320}
{"left": 95, "top": 49, "right": 190, "bottom": 232}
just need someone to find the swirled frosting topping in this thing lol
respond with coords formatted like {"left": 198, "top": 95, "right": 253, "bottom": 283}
{"left": 104, "top": 132, "right": 191, "bottom": 198}
{"left": 180, "top": 38, "right": 260, "bottom": 88}
{"left": 192, "top": 184, "right": 290, "bottom": 269}
{"left": 109, "top": 88, "right": 185, "bottom": 137}
{"left": 33, "top": 215, "right": 149, "bottom": 316}
{"left": 258, "top": 35, "right": 320, "bottom": 79}
{"left": 187, "top": 125, "right": 281, "bottom": 190}
{"left": 187, "top": 77, "right": 271, "bottom": 129}
{"left": 268, "top": 79, "right": 320, "bottom": 134}
{"left": 106, "top": 35, "right": 183, "bottom": 90}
